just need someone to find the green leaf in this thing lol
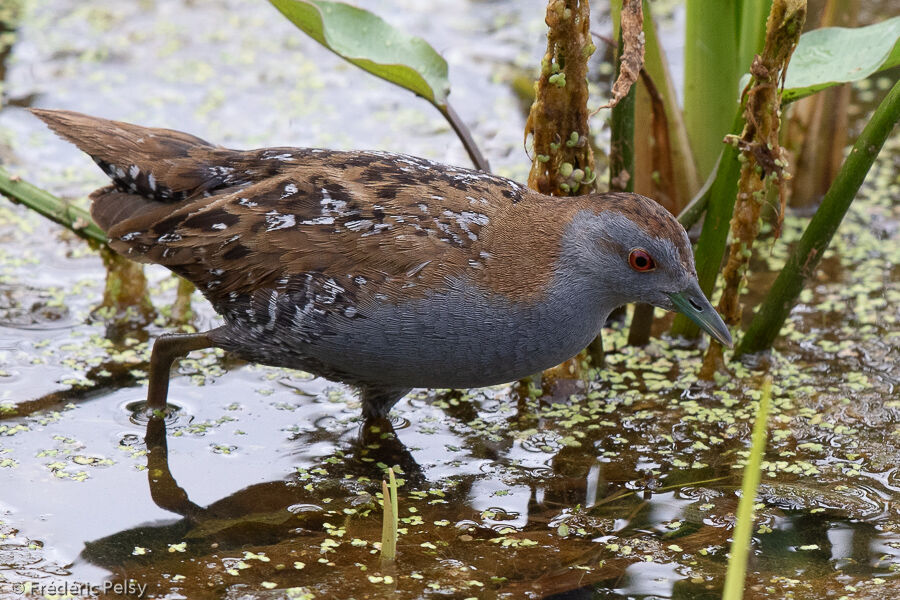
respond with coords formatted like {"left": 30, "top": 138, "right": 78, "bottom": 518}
{"left": 781, "top": 16, "right": 900, "bottom": 103}
{"left": 269, "top": 0, "right": 450, "bottom": 106}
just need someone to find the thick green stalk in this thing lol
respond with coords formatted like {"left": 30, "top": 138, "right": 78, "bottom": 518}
{"left": 722, "top": 377, "right": 772, "bottom": 600}
{"left": 737, "top": 78, "right": 900, "bottom": 355}
{"left": 738, "top": 0, "right": 773, "bottom": 73}
{"left": 671, "top": 110, "right": 744, "bottom": 338}
{"left": 684, "top": 0, "right": 740, "bottom": 179}
{"left": 0, "top": 166, "right": 107, "bottom": 244}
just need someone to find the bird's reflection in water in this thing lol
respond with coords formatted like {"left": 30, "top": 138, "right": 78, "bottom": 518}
{"left": 143, "top": 416, "right": 206, "bottom": 520}
{"left": 81, "top": 413, "right": 432, "bottom": 578}
{"left": 141, "top": 412, "right": 427, "bottom": 523}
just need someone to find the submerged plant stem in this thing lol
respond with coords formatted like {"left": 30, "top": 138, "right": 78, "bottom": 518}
{"left": 98, "top": 246, "right": 155, "bottom": 335}
{"left": 170, "top": 277, "right": 196, "bottom": 325}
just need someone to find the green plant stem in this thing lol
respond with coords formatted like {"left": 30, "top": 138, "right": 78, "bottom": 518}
{"left": 671, "top": 110, "right": 744, "bottom": 338}
{"left": 676, "top": 150, "right": 722, "bottom": 229}
{"left": 389, "top": 467, "right": 399, "bottom": 535}
{"left": 0, "top": 167, "right": 106, "bottom": 244}
{"left": 0, "top": 166, "right": 107, "bottom": 244}
{"left": 737, "top": 78, "right": 900, "bottom": 355}
{"left": 608, "top": 46, "right": 653, "bottom": 344}
{"left": 608, "top": 53, "right": 635, "bottom": 191}
{"left": 722, "top": 377, "right": 772, "bottom": 600}
{"left": 439, "top": 103, "right": 490, "bottom": 172}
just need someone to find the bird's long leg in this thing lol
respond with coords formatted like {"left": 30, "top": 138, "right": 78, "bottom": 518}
{"left": 146, "top": 329, "right": 221, "bottom": 411}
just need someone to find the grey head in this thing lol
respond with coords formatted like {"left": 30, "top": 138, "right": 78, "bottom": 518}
{"left": 561, "top": 194, "right": 733, "bottom": 347}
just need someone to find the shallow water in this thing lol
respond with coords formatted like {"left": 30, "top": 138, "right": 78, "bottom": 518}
{"left": 1, "top": 1, "right": 899, "bottom": 599}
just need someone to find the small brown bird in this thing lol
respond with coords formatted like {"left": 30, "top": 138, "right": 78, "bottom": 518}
{"left": 33, "top": 109, "right": 731, "bottom": 418}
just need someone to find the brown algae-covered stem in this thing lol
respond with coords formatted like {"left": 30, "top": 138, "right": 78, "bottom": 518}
{"left": 525, "top": 0, "right": 596, "bottom": 196}
{"left": 700, "top": 0, "right": 806, "bottom": 377}
{"left": 97, "top": 246, "right": 155, "bottom": 331}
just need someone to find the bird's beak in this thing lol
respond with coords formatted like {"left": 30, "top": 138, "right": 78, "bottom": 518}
{"left": 668, "top": 282, "right": 733, "bottom": 348}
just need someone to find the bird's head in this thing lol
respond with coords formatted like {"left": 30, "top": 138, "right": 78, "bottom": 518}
{"left": 565, "top": 193, "right": 733, "bottom": 347}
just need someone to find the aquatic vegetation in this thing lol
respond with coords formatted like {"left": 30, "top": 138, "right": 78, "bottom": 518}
{"left": 0, "top": 1, "right": 897, "bottom": 599}
{"left": 380, "top": 466, "right": 399, "bottom": 563}
{"left": 723, "top": 378, "right": 772, "bottom": 600}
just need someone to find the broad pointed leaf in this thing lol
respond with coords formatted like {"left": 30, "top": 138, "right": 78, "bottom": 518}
{"left": 270, "top": 0, "right": 450, "bottom": 106}
{"left": 781, "top": 16, "right": 900, "bottom": 102}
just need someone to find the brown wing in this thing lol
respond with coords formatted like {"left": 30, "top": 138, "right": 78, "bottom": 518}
{"left": 102, "top": 151, "right": 534, "bottom": 305}
{"left": 32, "top": 108, "right": 548, "bottom": 304}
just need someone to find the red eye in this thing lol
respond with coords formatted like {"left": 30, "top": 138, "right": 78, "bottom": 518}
{"left": 628, "top": 248, "right": 656, "bottom": 272}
